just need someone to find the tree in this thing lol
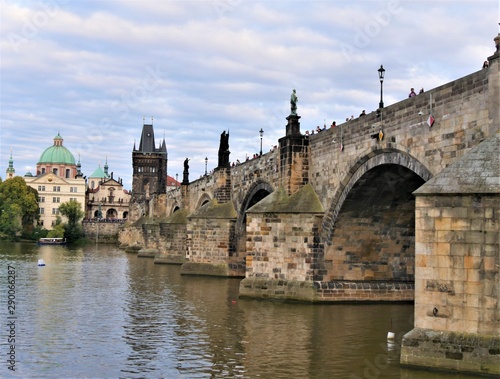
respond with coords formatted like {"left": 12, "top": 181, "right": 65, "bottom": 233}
{"left": 58, "top": 200, "right": 84, "bottom": 242}
{"left": 0, "top": 177, "right": 39, "bottom": 240}
{"left": 47, "top": 217, "right": 64, "bottom": 238}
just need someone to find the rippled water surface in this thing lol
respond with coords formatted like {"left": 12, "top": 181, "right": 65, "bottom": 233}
{"left": 0, "top": 242, "right": 480, "bottom": 378}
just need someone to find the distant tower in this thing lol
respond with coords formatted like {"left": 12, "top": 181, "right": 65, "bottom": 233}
{"left": 104, "top": 156, "right": 109, "bottom": 177}
{"left": 6, "top": 150, "right": 15, "bottom": 179}
{"left": 131, "top": 121, "right": 167, "bottom": 219}
{"left": 76, "top": 154, "right": 83, "bottom": 178}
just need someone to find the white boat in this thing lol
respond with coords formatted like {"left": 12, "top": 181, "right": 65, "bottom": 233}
{"left": 37, "top": 238, "right": 67, "bottom": 246}
{"left": 38, "top": 259, "right": 46, "bottom": 266}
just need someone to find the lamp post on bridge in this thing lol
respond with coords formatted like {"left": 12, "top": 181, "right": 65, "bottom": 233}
{"left": 205, "top": 157, "right": 208, "bottom": 176}
{"left": 259, "top": 128, "right": 264, "bottom": 156}
{"left": 378, "top": 65, "right": 385, "bottom": 109}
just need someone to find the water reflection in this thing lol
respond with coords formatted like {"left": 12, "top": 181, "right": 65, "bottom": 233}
{"left": 0, "top": 242, "right": 480, "bottom": 379}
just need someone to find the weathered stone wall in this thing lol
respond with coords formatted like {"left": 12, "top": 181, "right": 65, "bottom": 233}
{"left": 142, "top": 223, "right": 160, "bottom": 250}
{"left": 400, "top": 123, "right": 500, "bottom": 376}
{"left": 159, "top": 222, "right": 186, "bottom": 251}
{"left": 239, "top": 279, "right": 414, "bottom": 302}
{"left": 411, "top": 194, "right": 499, "bottom": 335}
{"left": 186, "top": 217, "right": 236, "bottom": 263}
{"left": 314, "top": 281, "right": 414, "bottom": 302}
{"left": 401, "top": 193, "right": 500, "bottom": 375}
{"left": 278, "top": 116, "right": 309, "bottom": 195}
{"left": 118, "top": 223, "right": 145, "bottom": 250}
{"left": 245, "top": 212, "right": 323, "bottom": 281}
{"left": 82, "top": 221, "right": 123, "bottom": 243}
{"left": 181, "top": 200, "right": 241, "bottom": 276}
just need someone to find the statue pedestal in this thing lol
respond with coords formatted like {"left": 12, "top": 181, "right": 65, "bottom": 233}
{"left": 286, "top": 114, "right": 301, "bottom": 136}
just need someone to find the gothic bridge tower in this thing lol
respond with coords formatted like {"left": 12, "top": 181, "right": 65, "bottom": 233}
{"left": 130, "top": 122, "right": 167, "bottom": 221}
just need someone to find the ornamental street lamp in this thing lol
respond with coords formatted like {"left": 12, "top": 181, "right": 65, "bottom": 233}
{"left": 205, "top": 157, "right": 208, "bottom": 175}
{"left": 378, "top": 65, "right": 385, "bottom": 109}
{"left": 259, "top": 128, "right": 264, "bottom": 156}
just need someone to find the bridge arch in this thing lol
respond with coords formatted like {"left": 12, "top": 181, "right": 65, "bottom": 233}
{"left": 169, "top": 201, "right": 181, "bottom": 214}
{"left": 322, "top": 146, "right": 432, "bottom": 282}
{"left": 323, "top": 146, "right": 432, "bottom": 242}
{"left": 235, "top": 179, "right": 274, "bottom": 254}
{"left": 196, "top": 193, "right": 212, "bottom": 209}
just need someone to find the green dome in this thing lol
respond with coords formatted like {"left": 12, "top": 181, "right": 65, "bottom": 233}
{"left": 89, "top": 165, "right": 109, "bottom": 179}
{"left": 38, "top": 133, "right": 76, "bottom": 165}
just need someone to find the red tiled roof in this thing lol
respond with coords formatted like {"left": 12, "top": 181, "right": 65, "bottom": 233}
{"left": 166, "top": 175, "right": 180, "bottom": 186}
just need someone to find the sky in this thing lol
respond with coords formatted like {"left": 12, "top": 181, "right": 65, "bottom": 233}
{"left": 1, "top": 0, "right": 498, "bottom": 190}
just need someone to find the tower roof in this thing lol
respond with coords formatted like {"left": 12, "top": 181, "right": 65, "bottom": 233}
{"left": 89, "top": 164, "right": 110, "bottom": 179}
{"left": 6, "top": 150, "right": 15, "bottom": 174}
{"left": 138, "top": 124, "right": 155, "bottom": 152}
{"left": 38, "top": 133, "right": 76, "bottom": 165}
{"left": 135, "top": 123, "right": 167, "bottom": 154}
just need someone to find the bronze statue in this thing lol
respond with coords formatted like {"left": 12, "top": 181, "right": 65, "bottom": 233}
{"left": 218, "top": 131, "right": 230, "bottom": 168}
{"left": 182, "top": 158, "right": 189, "bottom": 184}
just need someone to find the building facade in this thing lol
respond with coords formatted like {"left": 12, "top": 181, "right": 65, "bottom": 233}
{"left": 85, "top": 161, "right": 131, "bottom": 221}
{"left": 23, "top": 133, "right": 86, "bottom": 229}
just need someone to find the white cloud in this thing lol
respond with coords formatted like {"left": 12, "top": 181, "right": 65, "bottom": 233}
{"left": 0, "top": 0, "right": 497, "bottom": 189}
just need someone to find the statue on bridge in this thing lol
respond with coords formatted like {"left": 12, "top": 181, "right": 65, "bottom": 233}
{"left": 290, "top": 89, "right": 298, "bottom": 116}
{"left": 218, "top": 130, "right": 230, "bottom": 169}
{"left": 182, "top": 158, "right": 189, "bottom": 184}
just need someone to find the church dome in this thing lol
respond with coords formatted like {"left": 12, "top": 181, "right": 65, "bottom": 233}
{"left": 38, "top": 133, "right": 76, "bottom": 165}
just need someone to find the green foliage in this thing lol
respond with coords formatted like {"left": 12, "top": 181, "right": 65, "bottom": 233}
{"left": 47, "top": 223, "right": 65, "bottom": 238}
{"left": 58, "top": 200, "right": 84, "bottom": 242}
{"left": 0, "top": 177, "right": 39, "bottom": 240}
{"left": 59, "top": 200, "right": 84, "bottom": 226}
{"left": 21, "top": 225, "right": 48, "bottom": 241}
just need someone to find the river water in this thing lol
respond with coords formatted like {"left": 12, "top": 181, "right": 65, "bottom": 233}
{"left": 0, "top": 242, "right": 480, "bottom": 379}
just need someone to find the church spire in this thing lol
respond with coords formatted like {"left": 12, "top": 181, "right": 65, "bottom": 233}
{"left": 6, "top": 149, "right": 15, "bottom": 179}
{"left": 76, "top": 153, "right": 83, "bottom": 178}
{"left": 104, "top": 156, "right": 109, "bottom": 176}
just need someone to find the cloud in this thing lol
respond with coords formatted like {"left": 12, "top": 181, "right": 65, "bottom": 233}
{"left": 0, "top": 0, "right": 497, "bottom": 189}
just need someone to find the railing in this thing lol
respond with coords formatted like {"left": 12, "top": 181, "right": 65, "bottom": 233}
{"left": 82, "top": 218, "right": 127, "bottom": 223}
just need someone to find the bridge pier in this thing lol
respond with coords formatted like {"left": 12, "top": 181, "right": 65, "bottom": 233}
{"left": 240, "top": 184, "right": 325, "bottom": 300}
{"left": 181, "top": 198, "right": 245, "bottom": 277}
{"left": 400, "top": 133, "right": 500, "bottom": 376}
{"left": 154, "top": 209, "right": 189, "bottom": 264}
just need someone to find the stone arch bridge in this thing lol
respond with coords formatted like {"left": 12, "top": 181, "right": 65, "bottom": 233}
{"left": 119, "top": 42, "right": 499, "bottom": 375}
{"left": 121, "top": 48, "right": 497, "bottom": 298}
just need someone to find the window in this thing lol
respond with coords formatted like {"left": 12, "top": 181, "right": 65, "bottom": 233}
{"left": 39, "top": 197, "right": 45, "bottom": 203}
{"left": 38, "top": 185, "right": 46, "bottom": 191}
{"left": 70, "top": 187, "right": 78, "bottom": 193}
{"left": 39, "top": 208, "right": 44, "bottom": 214}
{"left": 66, "top": 169, "right": 71, "bottom": 178}
{"left": 53, "top": 186, "right": 60, "bottom": 192}
{"left": 41, "top": 168, "right": 46, "bottom": 174}
{"left": 52, "top": 208, "right": 60, "bottom": 215}
{"left": 70, "top": 197, "right": 77, "bottom": 202}
{"left": 53, "top": 168, "right": 58, "bottom": 175}
{"left": 52, "top": 197, "right": 60, "bottom": 203}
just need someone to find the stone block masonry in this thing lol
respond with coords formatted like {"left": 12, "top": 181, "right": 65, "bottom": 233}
{"left": 83, "top": 221, "right": 124, "bottom": 243}
{"left": 182, "top": 199, "right": 244, "bottom": 277}
{"left": 245, "top": 212, "right": 324, "bottom": 282}
{"left": 401, "top": 131, "right": 500, "bottom": 376}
